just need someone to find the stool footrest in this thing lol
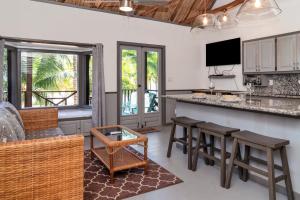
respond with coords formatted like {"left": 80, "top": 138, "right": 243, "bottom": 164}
{"left": 275, "top": 175, "right": 286, "bottom": 183}
{"left": 173, "top": 138, "right": 188, "bottom": 145}
{"left": 249, "top": 155, "right": 283, "bottom": 171}
{"left": 212, "top": 147, "right": 231, "bottom": 159}
{"left": 198, "top": 151, "right": 220, "bottom": 163}
{"left": 234, "top": 160, "right": 268, "bottom": 177}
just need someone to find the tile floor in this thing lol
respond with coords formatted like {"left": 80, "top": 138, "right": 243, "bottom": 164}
{"left": 84, "top": 126, "right": 288, "bottom": 200}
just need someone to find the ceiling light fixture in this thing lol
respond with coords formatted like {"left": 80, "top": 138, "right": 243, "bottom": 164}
{"left": 191, "top": 0, "right": 215, "bottom": 30}
{"left": 119, "top": 0, "right": 133, "bottom": 12}
{"left": 236, "top": 0, "right": 282, "bottom": 19}
{"left": 215, "top": 12, "right": 238, "bottom": 29}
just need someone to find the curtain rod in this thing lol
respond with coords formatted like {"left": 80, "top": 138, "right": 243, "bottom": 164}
{"left": 0, "top": 35, "right": 98, "bottom": 48}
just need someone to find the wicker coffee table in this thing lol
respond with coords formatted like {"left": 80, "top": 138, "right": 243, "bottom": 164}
{"left": 90, "top": 125, "right": 148, "bottom": 180}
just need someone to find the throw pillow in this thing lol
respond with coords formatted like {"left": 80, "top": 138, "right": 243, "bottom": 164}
{"left": 0, "top": 109, "right": 19, "bottom": 143}
{"left": 0, "top": 108, "right": 25, "bottom": 141}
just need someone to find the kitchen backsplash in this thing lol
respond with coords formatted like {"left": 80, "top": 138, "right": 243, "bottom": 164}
{"left": 253, "top": 74, "right": 300, "bottom": 97}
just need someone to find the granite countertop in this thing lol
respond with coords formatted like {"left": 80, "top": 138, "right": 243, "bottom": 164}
{"left": 164, "top": 94, "right": 300, "bottom": 117}
{"left": 192, "top": 89, "right": 300, "bottom": 99}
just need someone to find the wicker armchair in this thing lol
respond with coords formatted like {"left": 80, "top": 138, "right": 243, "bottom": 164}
{"left": 0, "top": 108, "right": 84, "bottom": 200}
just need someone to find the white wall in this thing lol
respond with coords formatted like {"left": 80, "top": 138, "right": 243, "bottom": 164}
{"left": 194, "top": 0, "right": 300, "bottom": 91}
{"left": 0, "top": 0, "right": 203, "bottom": 92}
{"left": 1, "top": 0, "right": 299, "bottom": 92}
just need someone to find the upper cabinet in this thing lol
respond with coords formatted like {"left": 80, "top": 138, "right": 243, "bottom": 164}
{"left": 244, "top": 41, "right": 258, "bottom": 73}
{"left": 258, "top": 38, "right": 276, "bottom": 72}
{"left": 243, "top": 38, "right": 275, "bottom": 73}
{"left": 296, "top": 34, "right": 300, "bottom": 69}
{"left": 243, "top": 31, "right": 300, "bottom": 74}
{"left": 277, "top": 35, "right": 297, "bottom": 71}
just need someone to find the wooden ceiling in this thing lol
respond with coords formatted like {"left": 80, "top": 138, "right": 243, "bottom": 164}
{"left": 52, "top": 0, "right": 245, "bottom": 26}
{"left": 53, "top": 0, "right": 218, "bottom": 26}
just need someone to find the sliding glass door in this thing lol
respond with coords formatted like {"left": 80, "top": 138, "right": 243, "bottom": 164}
{"left": 119, "top": 45, "right": 162, "bottom": 129}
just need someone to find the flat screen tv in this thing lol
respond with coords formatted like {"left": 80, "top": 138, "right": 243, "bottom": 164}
{"left": 206, "top": 38, "right": 241, "bottom": 67}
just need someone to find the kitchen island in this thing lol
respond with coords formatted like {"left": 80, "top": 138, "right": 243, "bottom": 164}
{"left": 165, "top": 94, "right": 300, "bottom": 195}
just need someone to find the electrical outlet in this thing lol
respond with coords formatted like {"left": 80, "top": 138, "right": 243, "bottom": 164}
{"left": 269, "top": 80, "right": 274, "bottom": 86}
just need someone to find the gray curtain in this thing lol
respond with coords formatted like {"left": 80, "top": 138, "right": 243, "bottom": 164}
{"left": 0, "top": 40, "right": 4, "bottom": 102}
{"left": 92, "top": 44, "right": 106, "bottom": 127}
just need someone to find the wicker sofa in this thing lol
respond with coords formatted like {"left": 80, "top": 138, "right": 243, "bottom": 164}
{"left": 0, "top": 107, "right": 84, "bottom": 200}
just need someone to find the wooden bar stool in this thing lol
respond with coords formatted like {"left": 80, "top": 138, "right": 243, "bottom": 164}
{"left": 192, "top": 122, "right": 241, "bottom": 187}
{"left": 167, "top": 116, "right": 203, "bottom": 170}
{"left": 226, "top": 131, "right": 294, "bottom": 200}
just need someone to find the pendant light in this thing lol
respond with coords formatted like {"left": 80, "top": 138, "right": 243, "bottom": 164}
{"left": 215, "top": 12, "right": 238, "bottom": 29}
{"left": 119, "top": 0, "right": 133, "bottom": 12}
{"left": 191, "top": 0, "right": 215, "bottom": 30}
{"left": 236, "top": 0, "right": 282, "bottom": 19}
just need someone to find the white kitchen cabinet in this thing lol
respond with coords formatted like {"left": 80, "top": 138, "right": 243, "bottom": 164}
{"left": 296, "top": 33, "right": 300, "bottom": 70}
{"left": 244, "top": 41, "right": 258, "bottom": 73}
{"left": 258, "top": 38, "right": 275, "bottom": 72}
{"left": 59, "top": 118, "right": 92, "bottom": 136}
{"left": 277, "top": 34, "right": 297, "bottom": 71}
{"left": 244, "top": 39, "right": 275, "bottom": 73}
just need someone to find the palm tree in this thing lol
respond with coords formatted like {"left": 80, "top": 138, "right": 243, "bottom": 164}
{"left": 146, "top": 51, "right": 158, "bottom": 90}
{"left": 121, "top": 49, "right": 138, "bottom": 90}
{"left": 21, "top": 53, "right": 76, "bottom": 107}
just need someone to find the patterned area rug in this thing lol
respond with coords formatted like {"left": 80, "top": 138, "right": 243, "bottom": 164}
{"left": 84, "top": 149, "right": 183, "bottom": 200}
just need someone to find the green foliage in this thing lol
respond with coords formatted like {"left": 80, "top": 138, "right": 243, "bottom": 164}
{"left": 21, "top": 53, "right": 76, "bottom": 91}
{"left": 122, "top": 50, "right": 138, "bottom": 90}
{"left": 21, "top": 52, "right": 77, "bottom": 106}
{"left": 121, "top": 50, "right": 158, "bottom": 90}
{"left": 146, "top": 51, "right": 158, "bottom": 90}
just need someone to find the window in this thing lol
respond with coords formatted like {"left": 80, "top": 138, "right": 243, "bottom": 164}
{"left": 20, "top": 51, "right": 79, "bottom": 108}
{"left": 3, "top": 48, "right": 8, "bottom": 101}
{"left": 121, "top": 49, "right": 138, "bottom": 116}
{"left": 144, "top": 51, "right": 159, "bottom": 113}
{"left": 3, "top": 41, "right": 93, "bottom": 109}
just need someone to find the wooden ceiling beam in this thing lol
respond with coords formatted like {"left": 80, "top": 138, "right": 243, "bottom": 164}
{"left": 167, "top": 0, "right": 183, "bottom": 22}
{"left": 172, "top": 0, "right": 197, "bottom": 23}
{"left": 180, "top": 0, "right": 201, "bottom": 23}
{"left": 138, "top": 6, "right": 159, "bottom": 16}
{"left": 182, "top": 0, "right": 206, "bottom": 25}
{"left": 56, "top": 0, "right": 244, "bottom": 26}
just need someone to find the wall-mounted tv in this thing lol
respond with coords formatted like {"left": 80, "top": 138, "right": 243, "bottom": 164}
{"left": 206, "top": 38, "right": 241, "bottom": 67}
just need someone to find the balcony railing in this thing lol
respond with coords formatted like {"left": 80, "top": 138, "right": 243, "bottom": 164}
{"left": 121, "top": 89, "right": 158, "bottom": 115}
{"left": 22, "top": 90, "right": 78, "bottom": 107}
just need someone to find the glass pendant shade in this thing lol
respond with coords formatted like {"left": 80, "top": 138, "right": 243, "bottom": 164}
{"left": 236, "top": 0, "right": 282, "bottom": 19}
{"left": 119, "top": 0, "right": 133, "bottom": 12}
{"left": 191, "top": 13, "right": 216, "bottom": 30}
{"left": 215, "top": 13, "right": 238, "bottom": 29}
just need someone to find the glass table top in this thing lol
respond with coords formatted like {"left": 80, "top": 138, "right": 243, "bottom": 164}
{"left": 97, "top": 127, "right": 138, "bottom": 141}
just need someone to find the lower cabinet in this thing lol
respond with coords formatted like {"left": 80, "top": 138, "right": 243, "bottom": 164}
{"left": 59, "top": 119, "right": 92, "bottom": 136}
